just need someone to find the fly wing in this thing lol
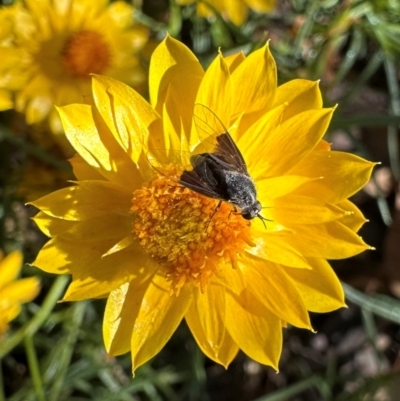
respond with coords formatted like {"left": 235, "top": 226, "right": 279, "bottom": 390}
{"left": 147, "top": 149, "right": 223, "bottom": 200}
{"left": 180, "top": 169, "right": 222, "bottom": 200}
{"left": 193, "top": 104, "right": 248, "bottom": 175}
{"left": 146, "top": 148, "right": 191, "bottom": 179}
{"left": 215, "top": 133, "right": 247, "bottom": 173}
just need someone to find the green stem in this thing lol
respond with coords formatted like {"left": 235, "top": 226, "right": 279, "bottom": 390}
{"left": 133, "top": 10, "right": 166, "bottom": 31}
{"left": 24, "top": 335, "right": 46, "bottom": 401}
{"left": 0, "top": 275, "right": 69, "bottom": 358}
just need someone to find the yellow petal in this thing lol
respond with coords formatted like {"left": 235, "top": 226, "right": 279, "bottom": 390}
{"left": 49, "top": 110, "right": 65, "bottom": 136}
{"left": 270, "top": 195, "right": 348, "bottom": 225}
{"left": 62, "top": 245, "right": 149, "bottom": 301}
{"left": 257, "top": 175, "right": 321, "bottom": 200}
{"left": 197, "top": 1, "right": 213, "bottom": 17}
{"left": 224, "top": 0, "right": 249, "bottom": 26}
{"left": 0, "top": 89, "right": 13, "bottom": 110}
{"left": 315, "top": 139, "right": 332, "bottom": 151}
{"left": 33, "top": 212, "right": 76, "bottom": 237}
{"left": 255, "top": 108, "right": 335, "bottom": 179}
{"left": 185, "top": 283, "right": 238, "bottom": 367}
{"left": 25, "top": 95, "right": 53, "bottom": 124}
{"left": 237, "top": 103, "right": 285, "bottom": 165}
{"left": 103, "top": 271, "right": 157, "bottom": 356}
{"left": 107, "top": 1, "right": 136, "bottom": 29}
{"left": 149, "top": 35, "right": 203, "bottom": 133}
{"left": 290, "top": 150, "right": 376, "bottom": 203}
{"left": 243, "top": 0, "right": 276, "bottom": 12}
{"left": 1, "top": 305, "right": 21, "bottom": 326}
{"left": 338, "top": 199, "right": 368, "bottom": 232}
{"left": 273, "top": 80, "right": 323, "bottom": 121}
{"left": 69, "top": 154, "right": 105, "bottom": 181}
{"left": 250, "top": 231, "right": 311, "bottom": 269}
{"left": 195, "top": 52, "right": 232, "bottom": 131}
{"left": 158, "top": 86, "right": 190, "bottom": 154}
{"left": 130, "top": 274, "right": 192, "bottom": 372}
{"left": 230, "top": 43, "right": 276, "bottom": 122}
{"left": 54, "top": 214, "right": 130, "bottom": 244}
{"left": 236, "top": 253, "right": 312, "bottom": 329}
{"left": 0, "top": 252, "right": 23, "bottom": 288}
{"left": 224, "top": 287, "right": 282, "bottom": 370}
{"left": 33, "top": 236, "right": 114, "bottom": 275}
{"left": 103, "top": 235, "right": 137, "bottom": 257}
{"left": 91, "top": 75, "right": 158, "bottom": 165}
{"left": 57, "top": 104, "right": 142, "bottom": 190}
{"left": 285, "top": 221, "right": 371, "bottom": 259}
{"left": 1, "top": 277, "right": 40, "bottom": 304}
{"left": 224, "top": 52, "right": 245, "bottom": 73}
{"left": 284, "top": 258, "right": 345, "bottom": 313}
{"left": 30, "top": 181, "right": 131, "bottom": 221}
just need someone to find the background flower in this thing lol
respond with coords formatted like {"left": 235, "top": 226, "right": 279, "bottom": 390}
{"left": 0, "top": 251, "right": 40, "bottom": 337}
{"left": 0, "top": 0, "right": 149, "bottom": 133}
{"left": 176, "top": 0, "right": 276, "bottom": 26}
{"left": 31, "top": 36, "right": 374, "bottom": 372}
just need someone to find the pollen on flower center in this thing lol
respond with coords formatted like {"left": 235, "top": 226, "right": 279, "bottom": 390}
{"left": 61, "top": 30, "right": 111, "bottom": 78}
{"left": 131, "top": 172, "right": 255, "bottom": 294}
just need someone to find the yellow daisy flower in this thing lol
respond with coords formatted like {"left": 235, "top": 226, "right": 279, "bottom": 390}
{"left": 0, "top": 251, "right": 40, "bottom": 337}
{"left": 176, "top": 0, "right": 276, "bottom": 26}
{"left": 31, "top": 36, "right": 374, "bottom": 371}
{"left": 0, "top": 0, "right": 149, "bottom": 133}
{"left": 0, "top": 4, "right": 14, "bottom": 110}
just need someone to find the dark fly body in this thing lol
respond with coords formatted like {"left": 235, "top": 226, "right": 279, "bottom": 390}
{"left": 179, "top": 104, "right": 267, "bottom": 225}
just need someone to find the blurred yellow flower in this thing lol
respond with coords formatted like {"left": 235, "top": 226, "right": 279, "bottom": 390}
{"left": 32, "top": 36, "right": 374, "bottom": 371}
{"left": 176, "top": 0, "right": 276, "bottom": 25}
{"left": 0, "top": 251, "right": 40, "bottom": 337}
{"left": 0, "top": 0, "right": 149, "bottom": 133}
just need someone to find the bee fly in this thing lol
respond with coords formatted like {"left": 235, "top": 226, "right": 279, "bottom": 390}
{"left": 180, "top": 104, "right": 268, "bottom": 226}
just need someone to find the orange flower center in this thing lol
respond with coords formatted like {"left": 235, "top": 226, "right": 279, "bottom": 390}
{"left": 131, "top": 172, "right": 255, "bottom": 294}
{"left": 62, "top": 30, "right": 111, "bottom": 78}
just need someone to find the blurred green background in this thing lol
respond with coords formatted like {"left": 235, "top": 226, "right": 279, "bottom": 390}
{"left": 1, "top": 0, "right": 400, "bottom": 400}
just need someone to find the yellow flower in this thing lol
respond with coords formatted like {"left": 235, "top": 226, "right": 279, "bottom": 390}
{"left": 0, "top": 0, "right": 149, "bottom": 133}
{"left": 176, "top": 0, "right": 276, "bottom": 25}
{"left": 0, "top": 88, "right": 12, "bottom": 110}
{"left": 32, "top": 36, "right": 374, "bottom": 371}
{"left": 0, "top": 5, "right": 14, "bottom": 110}
{"left": 0, "top": 251, "right": 40, "bottom": 337}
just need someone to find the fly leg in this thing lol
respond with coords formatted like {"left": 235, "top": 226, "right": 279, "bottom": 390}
{"left": 205, "top": 200, "right": 222, "bottom": 232}
{"left": 228, "top": 206, "right": 240, "bottom": 220}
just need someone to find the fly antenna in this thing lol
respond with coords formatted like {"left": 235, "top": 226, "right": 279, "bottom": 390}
{"left": 257, "top": 214, "right": 272, "bottom": 229}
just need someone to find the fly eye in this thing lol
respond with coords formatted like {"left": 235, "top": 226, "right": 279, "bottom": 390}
{"left": 242, "top": 212, "right": 254, "bottom": 220}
